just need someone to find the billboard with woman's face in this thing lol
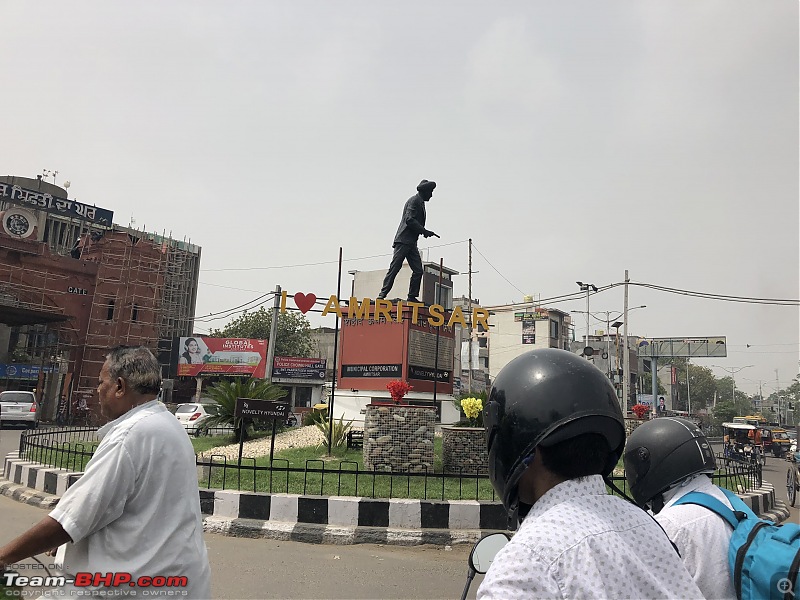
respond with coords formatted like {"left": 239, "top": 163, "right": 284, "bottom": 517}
{"left": 176, "top": 337, "right": 267, "bottom": 377}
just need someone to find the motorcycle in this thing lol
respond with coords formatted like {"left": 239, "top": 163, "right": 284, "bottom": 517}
{"left": 460, "top": 532, "right": 510, "bottom": 600}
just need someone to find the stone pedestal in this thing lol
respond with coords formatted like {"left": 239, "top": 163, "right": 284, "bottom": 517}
{"left": 363, "top": 404, "right": 436, "bottom": 472}
{"left": 442, "top": 426, "right": 487, "bottom": 474}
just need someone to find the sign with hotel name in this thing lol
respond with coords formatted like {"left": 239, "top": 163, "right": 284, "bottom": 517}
{"left": 278, "top": 291, "right": 491, "bottom": 329}
{"left": 0, "top": 182, "right": 113, "bottom": 226}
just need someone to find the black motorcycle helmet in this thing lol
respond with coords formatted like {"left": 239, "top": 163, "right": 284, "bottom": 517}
{"left": 623, "top": 417, "right": 716, "bottom": 509}
{"left": 484, "top": 348, "right": 625, "bottom": 514}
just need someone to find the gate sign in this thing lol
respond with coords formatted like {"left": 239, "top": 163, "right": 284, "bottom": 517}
{"left": 636, "top": 336, "right": 727, "bottom": 358}
{"left": 272, "top": 357, "right": 326, "bottom": 380}
{"left": 234, "top": 398, "right": 290, "bottom": 421}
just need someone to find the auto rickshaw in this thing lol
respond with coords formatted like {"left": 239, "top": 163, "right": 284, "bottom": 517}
{"left": 764, "top": 426, "right": 792, "bottom": 458}
{"left": 722, "top": 422, "right": 766, "bottom": 466}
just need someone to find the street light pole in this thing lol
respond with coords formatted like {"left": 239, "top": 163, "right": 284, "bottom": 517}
{"left": 576, "top": 281, "right": 597, "bottom": 352}
{"left": 711, "top": 364, "right": 754, "bottom": 406}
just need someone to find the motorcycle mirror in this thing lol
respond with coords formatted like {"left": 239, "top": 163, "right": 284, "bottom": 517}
{"left": 468, "top": 532, "right": 511, "bottom": 575}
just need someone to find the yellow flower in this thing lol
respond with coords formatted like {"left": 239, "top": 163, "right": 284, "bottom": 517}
{"left": 460, "top": 397, "right": 483, "bottom": 421}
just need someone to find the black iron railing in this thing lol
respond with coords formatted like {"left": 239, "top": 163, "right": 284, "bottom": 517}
{"left": 19, "top": 427, "right": 100, "bottom": 472}
{"left": 17, "top": 429, "right": 763, "bottom": 502}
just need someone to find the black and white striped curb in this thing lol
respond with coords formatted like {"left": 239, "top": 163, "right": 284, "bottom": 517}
{"left": 3, "top": 453, "right": 509, "bottom": 545}
{"left": 4, "top": 453, "right": 789, "bottom": 544}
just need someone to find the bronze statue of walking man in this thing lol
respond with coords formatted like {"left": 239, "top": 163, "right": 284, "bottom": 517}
{"left": 377, "top": 179, "right": 439, "bottom": 303}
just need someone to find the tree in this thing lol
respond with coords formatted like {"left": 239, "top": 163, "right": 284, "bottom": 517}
{"left": 679, "top": 364, "right": 718, "bottom": 411}
{"left": 201, "top": 377, "right": 288, "bottom": 442}
{"left": 210, "top": 307, "right": 314, "bottom": 357}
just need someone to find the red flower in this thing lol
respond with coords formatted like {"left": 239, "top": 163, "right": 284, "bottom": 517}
{"left": 631, "top": 404, "right": 649, "bottom": 419}
{"left": 386, "top": 380, "right": 413, "bottom": 404}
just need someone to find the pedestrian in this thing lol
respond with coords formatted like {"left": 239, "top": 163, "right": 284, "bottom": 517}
{"left": 624, "top": 417, "right": 736, "bottom": 599}
{"left": 0, "top": 346, "right": 211, "bottom": 598}
{"left": 477, "top": 349, "right": 703, "bottom": 600}
{"left": 376, "top": 179, "right": 438, "bottom": 303}
{"left": 55, "top": 394, "right": 68, "bottom": 426}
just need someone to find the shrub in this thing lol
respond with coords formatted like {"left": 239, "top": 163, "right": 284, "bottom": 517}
{"left": 386, "top": 380, "right": 413, "bottom": 404}
{"left": 315, "top": 414, "right": 354, "bottom": 450}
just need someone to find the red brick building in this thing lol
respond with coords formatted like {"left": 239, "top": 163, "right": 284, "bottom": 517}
{"left": 0, "top": 175, "right": 200, "bottom": 422}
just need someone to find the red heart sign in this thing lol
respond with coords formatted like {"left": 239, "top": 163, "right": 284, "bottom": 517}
{"left": 294, "top": 292, "right": 317, "bottom": 314}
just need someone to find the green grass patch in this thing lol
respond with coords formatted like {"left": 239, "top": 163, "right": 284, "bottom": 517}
{"left": 22, "top": 440, "right": 99, "bottom": 471}
{"left": 197, "top": 437, "right": 497, "bottom": 501}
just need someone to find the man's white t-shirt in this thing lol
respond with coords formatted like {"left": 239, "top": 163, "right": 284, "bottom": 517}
{"left": 655, "top": 475, "right": 737, "bottom": 600}
{"left": 50, "top": 400, "right": 211, "bottom": 598}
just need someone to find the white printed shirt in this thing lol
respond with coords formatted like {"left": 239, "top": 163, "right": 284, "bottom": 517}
{"left": 477, "top": 475, "right": 704, "bottom": 600}
{"left": 656, "top": 475, "right": 737, "bottom": 600}
{"left": 50, "top": 400, "right": 211, "bottom": 598}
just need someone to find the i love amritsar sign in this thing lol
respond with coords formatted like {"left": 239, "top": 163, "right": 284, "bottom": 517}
{"left": 279, "top": 291, "right": 491, "bottom": 329}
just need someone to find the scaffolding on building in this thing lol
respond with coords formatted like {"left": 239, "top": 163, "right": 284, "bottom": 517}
{"left": 73, "top": 227, "right": 200, "bottom": 411}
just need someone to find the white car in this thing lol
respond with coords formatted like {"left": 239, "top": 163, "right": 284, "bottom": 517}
{"left": 0, "top": 391, "right": 39, "bottom": 428}
{"left": 175, "top": 402, "right": 219, "bottom": 435}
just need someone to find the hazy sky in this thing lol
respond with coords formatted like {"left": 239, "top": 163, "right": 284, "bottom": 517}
{"left": 3, "top": 1, "right": 798, "bottom": 396}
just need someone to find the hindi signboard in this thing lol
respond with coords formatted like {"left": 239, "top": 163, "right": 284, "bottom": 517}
{"left": 176, "top": 337, "right": 267, "bottom": 377}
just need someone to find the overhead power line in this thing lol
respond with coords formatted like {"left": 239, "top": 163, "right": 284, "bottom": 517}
{"left": 629, "top": 281, "right": 799, "bottom": 306}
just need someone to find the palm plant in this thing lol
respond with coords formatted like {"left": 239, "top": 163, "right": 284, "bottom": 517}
{"left": 201, "top": 378, "right": 288, "bottom": 442}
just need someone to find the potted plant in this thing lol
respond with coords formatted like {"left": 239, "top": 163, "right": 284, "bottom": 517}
{"left": 631, "top": 403, "right": 649, "bottom": 420}
{"left": 385, "top": 379, "right": 413, "bottom": 405}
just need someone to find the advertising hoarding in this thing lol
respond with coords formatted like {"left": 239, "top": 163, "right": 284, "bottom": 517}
{"left": 176, "top": 337, "right": 267, "bottom": 377}
{"left": 272, "top": 357, "right": 326, "bottom": 381}
{"left": 635, "top": 336, "right": 727, "bottom": 358}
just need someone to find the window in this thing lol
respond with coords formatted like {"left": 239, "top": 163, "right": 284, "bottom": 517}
{"left": 294, "top": 386, "right": 312, "bottom": 408}
{"left": 433, "top": 283, "right": 453, "bottom": 310}
{"left": 550, "top": 319, "right": 559, "bottom": 339}
{"left": 132, "top": 304, "right": 139, "bottom": 322}
{"left": 106, "top": 300, "right": 115, "bottom": 321}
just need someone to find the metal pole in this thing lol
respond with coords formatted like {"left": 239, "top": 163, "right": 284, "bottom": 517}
{"left": 265, "top": 285, "right": 281, "bottom": 384}
{"left": 606, "top": 313, "right": 611, "bottom": 379}
{"left": 467, "top": 239, "right": 473, "bottom": 395}
{"left": 327, "top": 248, "right": 343, "bottom": 456}
{"left": 623, "top": 270, "right": 630, "bottom": 413}
{"left": 652, "top": 356, "right": 658, "bottom": 419}
{"left": 585, "top": 288, "right": 590, "bottom": 349}
{"left": 433, "top": 258, "right": 443, "bottom": 405}
{"left": 686, "top": 358, "right": 691, "bottom": 418}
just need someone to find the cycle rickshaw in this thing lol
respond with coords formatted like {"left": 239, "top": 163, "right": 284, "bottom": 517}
{"left": 787, "top": 449, "right": 800, "bottom": 507}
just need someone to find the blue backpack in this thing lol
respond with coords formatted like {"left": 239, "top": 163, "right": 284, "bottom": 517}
{"left": 674, "top": 487, "right": 800, "bottom": 600}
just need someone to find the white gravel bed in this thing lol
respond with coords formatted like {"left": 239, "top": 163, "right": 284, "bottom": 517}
{"left": 197, "top": 425, "right": 325, "bottom": 461}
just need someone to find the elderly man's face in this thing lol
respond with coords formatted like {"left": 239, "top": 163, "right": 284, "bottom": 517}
{"left": 97, "top": 360, "right": 128, "bottom": 420}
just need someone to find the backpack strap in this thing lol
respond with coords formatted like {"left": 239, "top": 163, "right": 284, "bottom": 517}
{"left": 672, "top": 490, "right": 746, "bottom": 529}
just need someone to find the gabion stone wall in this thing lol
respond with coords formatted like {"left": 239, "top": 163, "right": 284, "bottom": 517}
{"left": 363, "top": 405, "right": 436, "bottom": 472}
{"left": 442, "top": 426, "right": 488, "bottom": 474}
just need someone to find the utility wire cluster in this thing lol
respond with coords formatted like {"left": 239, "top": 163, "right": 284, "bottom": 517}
{"left": 194, "top": 238, "right": 799, "bottom": 326}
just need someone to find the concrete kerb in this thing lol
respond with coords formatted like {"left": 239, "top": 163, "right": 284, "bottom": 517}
{"left": 2, "top": 453, "right": 790, "bottom": 546}
{"left": 2, "top": 453, "right": 505, "bottom": 546}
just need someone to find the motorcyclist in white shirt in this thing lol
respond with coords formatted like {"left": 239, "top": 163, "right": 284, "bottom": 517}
{"left": 477, "top": 349, "right": 704, "bottom": 600}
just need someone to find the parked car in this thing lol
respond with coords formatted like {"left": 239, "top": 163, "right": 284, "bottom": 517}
{"left": 174, "top": 402, "right": 219, "bottom": 435}
{"left": 0, "top": 391, "right": 39, "bottom": 428}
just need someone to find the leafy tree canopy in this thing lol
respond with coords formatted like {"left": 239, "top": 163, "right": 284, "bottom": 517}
{"left": 210, "top": 307, "right": 314, "bottom": 357}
